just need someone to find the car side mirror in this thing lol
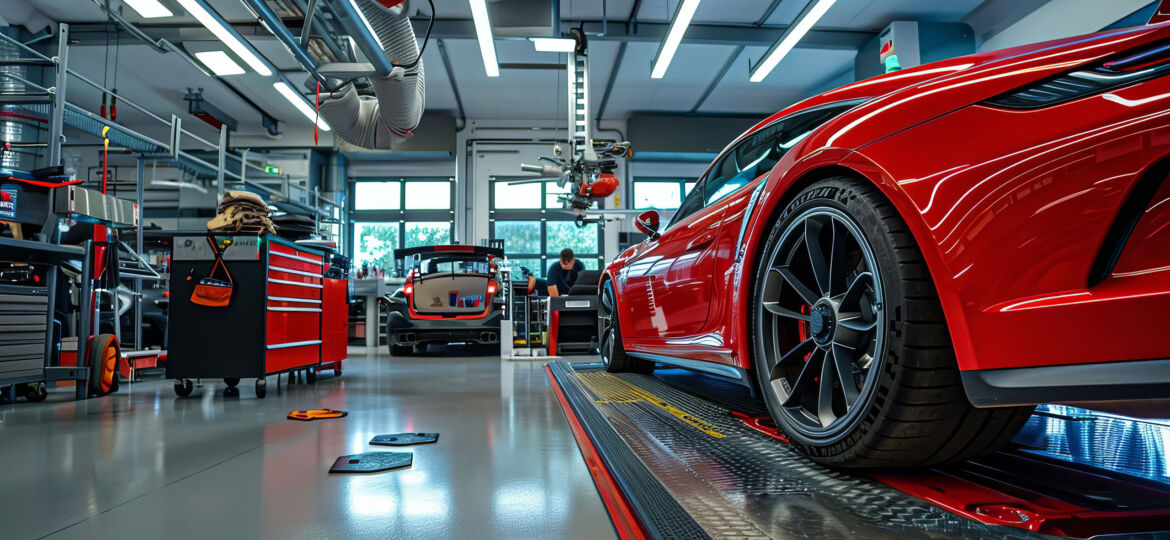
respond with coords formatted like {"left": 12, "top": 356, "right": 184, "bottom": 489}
{"left": 635, "top": 210, "right": 661, "bottom": 241}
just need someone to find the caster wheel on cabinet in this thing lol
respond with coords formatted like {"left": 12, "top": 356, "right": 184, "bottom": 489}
{"left": 174, "top": 379, "right": 194, "bottom": 398}
{"left": 334, "top": 369, "right": 342, "bottom": 377}
{"left": 223, "top": 386, "right": 240, "bottom": 398}
{"left": 306, "top": 367, "right": 317, "bottom": 384}
{"left": 255, "top": 379, "right": 267, "bottom": 399}
{"left": 224, "top": 377, "right": 240, "bottom": 388}
{"left": 24, "top": 383, "right": 47, "bottom": 403}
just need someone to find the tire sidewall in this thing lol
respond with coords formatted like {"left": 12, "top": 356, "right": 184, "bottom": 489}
{"left": 751, "top": 179, "right": 906, "bottom": 455}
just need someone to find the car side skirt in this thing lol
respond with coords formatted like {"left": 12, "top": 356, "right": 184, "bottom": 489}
{"left": 627, "top": 351, "right": 753, "bottom": 388}
{"left": 961, "top": 358, "right": 1170, "bottom": 407}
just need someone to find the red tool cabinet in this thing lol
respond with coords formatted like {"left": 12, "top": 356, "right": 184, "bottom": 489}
{"left": 167, "top": 234, "right": 341, "bottom": 398}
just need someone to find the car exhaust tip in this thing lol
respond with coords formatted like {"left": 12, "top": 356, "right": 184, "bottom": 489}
{"left": 402, "top": 333, "right": 417, "bottom": 343}
{"left": 481, "top": 332, "right": 497, "bottom": 343}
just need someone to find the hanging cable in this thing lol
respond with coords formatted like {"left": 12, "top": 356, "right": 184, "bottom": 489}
{"left": 391, "top": 0, "right": 434, "bottom": 70}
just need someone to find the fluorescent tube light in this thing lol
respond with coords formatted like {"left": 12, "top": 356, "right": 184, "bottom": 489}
{"left": 650, "top": 0, "right": 700, "bottom": 79}
{"left": 749, "top": 0, "right": 837, "bottom": 82}
{"left": 273, "top": 81, "right": 331, "bottom": 132}
{"left": 468, "top": 0, "right": 499, "bottom": 77}
{"left": 123, "top": 0, "right": 173, "bottom": 18}
{"left": 194, "top": 50, "right": 245, "bottom": 76}
{"left": 531, "top": 38, "right": 576, "bottom": 53}
{"left": 177, "top": 0, "right": 273, "bottom": 76}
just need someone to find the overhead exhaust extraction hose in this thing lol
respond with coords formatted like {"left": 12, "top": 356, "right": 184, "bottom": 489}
{"left": 317, "top": 0, "right": 425, "bottom": 149}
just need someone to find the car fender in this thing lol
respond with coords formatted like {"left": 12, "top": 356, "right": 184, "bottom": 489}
{"left": 728, "top": 145, "right": 979, "bottom": 374}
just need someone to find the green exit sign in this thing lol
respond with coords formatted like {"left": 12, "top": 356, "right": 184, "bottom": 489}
{"left": 265, "top": 165, "right": 281, "bottom": 175}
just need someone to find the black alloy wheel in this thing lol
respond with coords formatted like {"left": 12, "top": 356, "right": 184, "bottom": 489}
{"left": 752, "top": 177, "right": 1033, "bottom": 468}
{"left": 599, "top": 280, "right": 648, "bottom": 373}
{"left": 757, "top": 206, "right": 884, "bottom": 442}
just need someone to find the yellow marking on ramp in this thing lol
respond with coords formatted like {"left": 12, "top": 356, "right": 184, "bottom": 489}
{"left": 576, "top": 371, "right": 724, "bottom": 438}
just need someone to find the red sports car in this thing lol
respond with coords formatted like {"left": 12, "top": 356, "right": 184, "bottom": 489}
{"left": 600, "top": 24, "right": 1170, "bottom": 468}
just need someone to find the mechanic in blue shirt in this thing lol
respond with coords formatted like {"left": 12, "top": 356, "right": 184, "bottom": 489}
{"left": 526, "top": 249, "right": 585, "bottom": 297}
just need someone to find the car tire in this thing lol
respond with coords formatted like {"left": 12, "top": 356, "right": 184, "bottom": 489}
{"left": 599, "top": 280, "right": 650, "bottom": 373}
{"left": 751, "top": 176, "right": 1033, "bottom": 468}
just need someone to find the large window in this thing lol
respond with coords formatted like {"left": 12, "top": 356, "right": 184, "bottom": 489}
{"left": 632, "top": 178, "right": 697, "bottom": 210}
{"left": 489, "top": 178, "right": 603, "bottom": 277}
{"left": 349, "top": 177, "right": 455, "bottom": 275}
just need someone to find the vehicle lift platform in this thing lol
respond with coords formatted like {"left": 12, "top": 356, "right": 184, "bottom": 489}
{"left": 546, "top": 360, "right": 1170, "bottom": 539}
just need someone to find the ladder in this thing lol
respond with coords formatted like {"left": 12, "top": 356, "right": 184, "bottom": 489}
{"left": 566, "top": 48, "right": 598, "bottom": 168}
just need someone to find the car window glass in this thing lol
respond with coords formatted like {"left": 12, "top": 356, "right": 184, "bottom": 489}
{"left": 667, "top": 178, "right": 707, "bottom": 229}
{"left": 704, "top": 101, "right": 862, "bottom": 207}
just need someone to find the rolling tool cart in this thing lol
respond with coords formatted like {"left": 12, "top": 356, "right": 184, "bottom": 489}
{"left": 167, "top": 234, "right": 333, "bottom": 398}
{"left": 320, "top": 252, "right": 349, "bottom": 377}
{"left": 0, "top": 238, "right": 88, "bottom": 401}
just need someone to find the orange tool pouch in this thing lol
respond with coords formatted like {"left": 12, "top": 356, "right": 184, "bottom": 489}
{"left": 190, "top": 236, "right": 233, "bottom": 307}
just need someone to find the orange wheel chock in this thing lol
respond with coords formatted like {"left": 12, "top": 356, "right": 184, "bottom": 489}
{"left": 288, "top": 409, "right": 348, "bottom": 421}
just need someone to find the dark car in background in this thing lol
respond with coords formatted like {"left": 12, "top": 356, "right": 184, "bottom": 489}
{"left": 386, "top": 245, "right": 505, "bottom": 355}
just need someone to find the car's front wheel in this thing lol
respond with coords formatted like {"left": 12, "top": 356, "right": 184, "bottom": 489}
{"left": 752, "top": 176, "right": 1032, "bottom": 468}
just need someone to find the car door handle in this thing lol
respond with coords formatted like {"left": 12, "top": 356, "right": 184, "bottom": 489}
{"left": 686, "top": 233, "right": 715, "bottom": 251}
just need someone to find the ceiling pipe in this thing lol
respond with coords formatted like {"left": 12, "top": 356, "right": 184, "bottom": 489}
{"left": 317, "top": 0, "right": 425, "bottom": 149}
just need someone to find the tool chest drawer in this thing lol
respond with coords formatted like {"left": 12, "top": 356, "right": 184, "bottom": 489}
{"left": 266, "top": 308, "right": 321, "bottom": 344}
{"left": 0, "top": 286, "right": 49, "bottom": 379}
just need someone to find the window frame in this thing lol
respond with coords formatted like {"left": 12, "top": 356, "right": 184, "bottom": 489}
{"left": 347, "top": 177, "right": 456, "bottom": 275}
{"left": 488, "top": 177, "right": 604, "bottom": 276}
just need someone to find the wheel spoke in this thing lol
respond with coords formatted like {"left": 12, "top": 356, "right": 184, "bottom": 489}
{"left": 841, "top": 272, "right": 873, "bottom": 307}
{"left": 769, "top": 338, "right": 815, "bottom": 381}
{"left": 832, "top": 344, "right": 860, "bottom": 408}
{"left": 601, "top": 288, "right": 614, "bottom": 313}
{"left": 763, "top": 301, "right": 809, "bottom": 321}
{"left": 775, "top": 266, "right": 819, "bottom": 306}
{"left": 782, "top": 348, "right": 822, "bottom": 407}
{"left": 816, "top": 350, "right": 837, "bottom": 427}
{"left": 827, "top": 219, "right": 850, "bottom": 297}
{"left": 836, "top": 313, "right": 876, "bottom": 351}
{"left": 804, "top": 217, "right": 831, "bottom": 296}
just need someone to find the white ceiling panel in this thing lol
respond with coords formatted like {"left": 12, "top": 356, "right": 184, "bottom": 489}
{"left": 766, "top": 0, "right": 989, "bottom": 30}
{"left": 696, "top": 46, "right": 856, "bottom": 115}
{"left": 600, "top": 41, "right": 732, "bottom": 117}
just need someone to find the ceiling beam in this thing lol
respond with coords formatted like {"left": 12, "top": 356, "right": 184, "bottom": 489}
{"left": 69, "top": 19, "right": 873, "bottom": 51}
{"left": 572, "top": 21, "right": 873, "bottom": 50}
{"left": 690, "top": 45, "right": 742, "bottom": 114}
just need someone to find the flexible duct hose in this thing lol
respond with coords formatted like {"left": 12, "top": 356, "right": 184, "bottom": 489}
{"left": 317, "top": 0, "right": 425, "bottom": 149}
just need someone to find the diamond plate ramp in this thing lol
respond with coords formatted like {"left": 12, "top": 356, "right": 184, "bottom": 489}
{"left": 549, "top": 360, "right": 1044, "bottom": 540}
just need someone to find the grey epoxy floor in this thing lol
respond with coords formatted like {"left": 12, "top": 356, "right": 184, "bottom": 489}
{"left": 0, "top": 348, "right": 615, "bottom": 540}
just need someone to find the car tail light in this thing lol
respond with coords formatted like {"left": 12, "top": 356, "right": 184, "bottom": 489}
{"left": 487, "top": 281, "right": 497, "bottom": 295}
{"left": 983, "top": 40, "right": 1170, "bottom": 109}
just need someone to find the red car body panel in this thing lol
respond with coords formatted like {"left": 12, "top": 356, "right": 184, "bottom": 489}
{"left": 605, "top": 23, "right": 1170, "bottom": 387}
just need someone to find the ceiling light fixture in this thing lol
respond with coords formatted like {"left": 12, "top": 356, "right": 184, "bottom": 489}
{"left": 749, "top": 0, "right": 838, "bottom": 82}
{"left": 123, "top": 0, "right": 173, "bottom": 18}
{"left": 273, "top": 81, "right": 331, "bottom": 131}
{"left": 531, "top": 37, "right": 576, "bottom": 53}
{"left": 177, "top": 0, "right": 273, "bottom": 76}
{"left": 468, "top": 0, "right": 499, "bottom": 77}
{"left": 650, "top": 0, "right": 700, "bottom": 79}
{"left": 194, "top": 50, "right": 245, "bottom": 76}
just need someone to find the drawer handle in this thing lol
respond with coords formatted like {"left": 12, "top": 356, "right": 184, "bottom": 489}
{"left": 270, "top": 251, "right": 322, "bottom": 265}
{"left": 267, "top": 340, "right": 322, "bottom": 350}
{"left": 267, "top": 307, "right": 323, "bottom": 313}
{"left": 267, "top": 296, "right": 322, "bottom": 304}
{"left": 268, "top": 278, "right": 324, "bottom": 289}
{"left": 269, "top": 265, "right": 323, "bottom": 279}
